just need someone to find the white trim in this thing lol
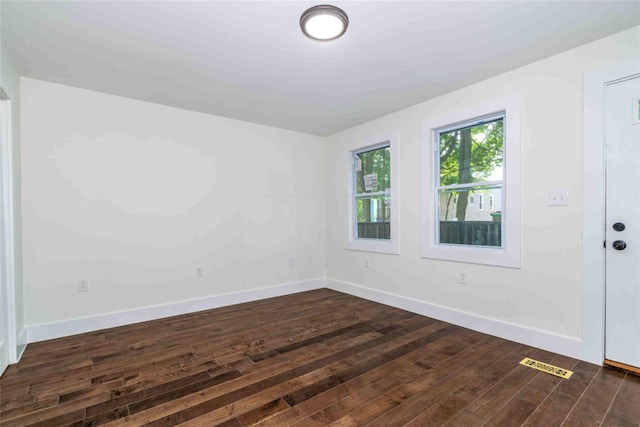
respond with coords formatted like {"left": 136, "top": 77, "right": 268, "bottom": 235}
{"left": 583, "top": 60, "right": 640, "bottom": 365}
{"left": 421, "top": 94, "right": 521, "bottom": 268}
{"left": 17, "top": 327, "right": 27, "bottom": 346}
{"left": 345, "top": 132, "right": 399, "bottom": 255}
{"left": 20, "top": 276, "right": 585, "bottom": 362}
{"left": 26, "top": 278, "right": 325, "bottom": 343}
{"left": 326, "top": 278, "right": 581, "bottom": 359}
{"left": 17, "top": 328, "right": 27, "bottom": 360}
{"left": 0, "top": 340, "right": 7, "bottom": 377}
{"left": 0, "top": 94, "right": 18, "bottom": 365}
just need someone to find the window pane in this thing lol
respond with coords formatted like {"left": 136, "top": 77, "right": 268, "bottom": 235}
{"left": 438, "top": 118, "right": 503, "bottom": 186}
{"left": 356, "top": 195, "right": 391, "bottom": 239}
{"left": 438, "top": 185, "right": 502, "bottom": 247}
{"left": 355, "top": 146, "right": 391, "bottom": 194}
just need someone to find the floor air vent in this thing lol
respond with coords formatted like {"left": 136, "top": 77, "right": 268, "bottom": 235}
{"left": 519, "top": 357, "right": 573, "bottom": 379}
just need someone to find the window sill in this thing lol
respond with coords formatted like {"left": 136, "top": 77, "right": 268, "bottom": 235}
{"left": 345, "top": 239, "right": 399, "bottom": 255}
{"left": 421, "top": 244, "right": 520, "bottom": 268}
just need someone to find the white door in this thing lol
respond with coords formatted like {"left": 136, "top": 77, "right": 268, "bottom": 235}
{"left": 605, "top": 75, "right": 640, "bottom": 369}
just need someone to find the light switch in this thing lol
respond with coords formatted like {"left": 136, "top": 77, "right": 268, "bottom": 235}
{"left": 548, "top": 190, "right": 569, "bottom": 206}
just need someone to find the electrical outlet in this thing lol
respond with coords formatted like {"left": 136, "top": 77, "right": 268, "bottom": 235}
{"left": 77, "top": 280, "right": 89, "bottom": 293}
{"left": 196, "top": 266, "right": 204, "bottom": 278}
{"left": 458, "top": 272, "right": 467, "bottom": 284}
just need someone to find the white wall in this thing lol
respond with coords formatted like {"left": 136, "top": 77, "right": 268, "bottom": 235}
{"left": 21, "top": 78, "right": 325, "bottom": 328}
{"left": 15, "top": 26, "right": 640, "bottom": 360}
{"left": 325, "top": 27, "right": 640, "bottom": 349}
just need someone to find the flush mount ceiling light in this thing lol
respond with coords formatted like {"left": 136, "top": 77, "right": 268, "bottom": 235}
{"left": 300, "top": 5, "right": 349, "bottom": 41}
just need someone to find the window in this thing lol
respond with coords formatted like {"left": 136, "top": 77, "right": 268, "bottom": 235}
{"left": 421, "top": 96, "right": 521, "bottom": 268}
{"left": 346, "top": 134, "right": 398, "bottom": 254}
{"left": 435, "top": 113, "right": 503, "bottom": 247}
{"left": 354, "top": 145, "right": 391, "bottom": 240}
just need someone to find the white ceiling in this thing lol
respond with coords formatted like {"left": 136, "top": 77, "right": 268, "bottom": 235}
{"left": 2, "top": 1, "right": 639, "bottom": 136}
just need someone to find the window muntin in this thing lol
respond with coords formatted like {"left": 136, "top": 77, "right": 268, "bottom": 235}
{"left": 434, "top": 113, "right": 504, "bottom": 248}
{"left": 353, "top": 145, "right": 391, "bottom": 240}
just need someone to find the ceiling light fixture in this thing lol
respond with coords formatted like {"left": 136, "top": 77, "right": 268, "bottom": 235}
{"left": 300, "top": 5, "right": 349, "bottom": 41}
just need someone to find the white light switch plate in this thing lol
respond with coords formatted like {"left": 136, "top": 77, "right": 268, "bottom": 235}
{"left": 548, "top": 190, "right": 569, "bottom": 206}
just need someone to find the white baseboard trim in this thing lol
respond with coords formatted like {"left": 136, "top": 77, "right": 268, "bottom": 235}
{"left": 15, "top": 328, "right": 27, "bottom": 362}
{"left": 326, "top": 278, "right": 582, "bottom": 360}
{"left": 17, "top": 328, "right": 27, "bottom": 346}
{"left": 0, "top": 340, "right": 7, "bottom": 377}
{"left": 26, "top": 278, "right": 325, "bottom": 343}
{"left": 23, "top": 277, "right": 583, "bottom": 361}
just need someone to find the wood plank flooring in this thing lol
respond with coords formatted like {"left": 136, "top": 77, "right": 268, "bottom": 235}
{"left": 1, "top": 289, "right": 638, "bottom": 426}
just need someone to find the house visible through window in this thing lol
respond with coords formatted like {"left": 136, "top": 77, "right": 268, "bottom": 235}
{"left": 422, "top": 96, "right": 520, "bottom": 268}
{"left": 353, "top": 144, "right": 391, "bottom": 240}
{"left": 435, "top": 113, "right": 504, "bottom": 248}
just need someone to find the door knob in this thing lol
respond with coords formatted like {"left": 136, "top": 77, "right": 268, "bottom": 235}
{"left": 612, "top": 240, "right": 627, "bottom": 250}
{"left": 613, "top": 222, "right": 626, "bottom": 231}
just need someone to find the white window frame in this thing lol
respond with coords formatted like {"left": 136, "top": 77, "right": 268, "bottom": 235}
{"left": 478, "top": 194, "right": 485, "bottom": 211}
{"left": 421, "top": 95, "right": 521, "bottom": 268}
{"left": 346, "top": 133, "right": 399, "bottom": 255}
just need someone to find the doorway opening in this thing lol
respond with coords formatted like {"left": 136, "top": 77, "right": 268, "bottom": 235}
{"left": 0, "top": 87, "right": 17, "bottom": 375}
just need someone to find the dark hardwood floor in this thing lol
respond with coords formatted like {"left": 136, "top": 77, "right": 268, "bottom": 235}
{"left": 1, "top": 289, "right": 638, "bottom": 426}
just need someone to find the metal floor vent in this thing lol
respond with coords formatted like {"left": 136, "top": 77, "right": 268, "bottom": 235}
{"left": 519, "top": 358, "right": 573, "bottom": 379}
